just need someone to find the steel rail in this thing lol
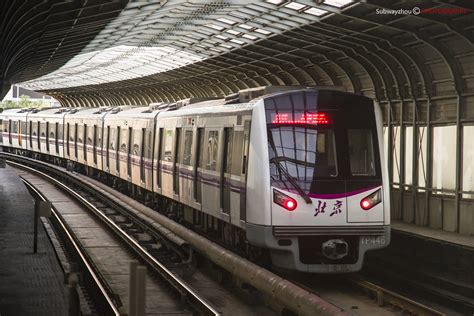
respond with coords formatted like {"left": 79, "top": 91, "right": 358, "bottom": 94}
{"left": 9, "top": 159, "right": 221, "bottom": 316}
{"left": 19, "top": 174, "right": 121, "bottom": 316}
{"left": 1, "top": 152, "right": 347, "bottom": 316}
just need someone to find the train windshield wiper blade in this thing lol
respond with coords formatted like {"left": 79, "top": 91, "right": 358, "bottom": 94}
{"left": 271, "top": 158, "right": 312, "bottom": 204}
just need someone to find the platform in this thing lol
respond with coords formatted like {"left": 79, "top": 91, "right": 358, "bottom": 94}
{"left": 0, "top": 165, "right": 68, "bottom": 316}
{"left": 392, "top": 220, "right": 474, "bottom": 249}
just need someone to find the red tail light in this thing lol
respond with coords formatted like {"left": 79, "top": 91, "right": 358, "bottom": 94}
{"left": 361, "top": 189, "right": 382, "bottom": 210}
{"left": 273, "top": 189, "right": 297, "bottom": 211}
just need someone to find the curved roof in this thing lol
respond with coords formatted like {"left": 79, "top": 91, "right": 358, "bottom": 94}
{"left": 0, "top": 0, "right": 127, "bottom": 99}
{"left": 10, "top": 1, "right": 474, "bottom": 115}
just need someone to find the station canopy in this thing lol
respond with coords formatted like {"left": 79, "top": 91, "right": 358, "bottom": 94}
{"left": 11, "top": 0, "right": 473, "bottom": 108}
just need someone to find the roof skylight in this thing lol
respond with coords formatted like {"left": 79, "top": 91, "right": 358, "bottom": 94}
{"left": 323, "top": 0, "right": 353, "bottom": 7}
{"left": 206, "top": 24, "right": 224, "bottom": 31}
{"left": 255, "top": 28, "right": 271, "bottom": 35}
{"left": 284, "top": 2, "right": 306, "bottom": 10}
{"left": 304, "top": 7, "right": 327, "bottom": 16}
{"left": 217, "top": 18, "right": 237, "bottom": 25}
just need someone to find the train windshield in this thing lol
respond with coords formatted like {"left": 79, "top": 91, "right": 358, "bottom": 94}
{"left": 267, "top": 126, "right": 337, "bottom": 194}
{"left": 264, "top": 90, "right": 380, "bottom": 196}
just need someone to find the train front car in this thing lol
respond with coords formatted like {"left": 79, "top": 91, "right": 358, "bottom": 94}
{"left": 247, "top": 89, "right": 390, "bottom": 273}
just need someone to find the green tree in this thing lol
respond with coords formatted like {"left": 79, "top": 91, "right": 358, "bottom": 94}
{"left": 19, "top": 95, "right": 32, "bottom": 107}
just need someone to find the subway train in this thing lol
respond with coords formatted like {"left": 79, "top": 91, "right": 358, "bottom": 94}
{"left": 0, "top": 86, "right": 390, "bottom": 273}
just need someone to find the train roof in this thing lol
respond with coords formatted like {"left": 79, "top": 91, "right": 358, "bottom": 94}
{"left": 1, "top": 108, "right": 36, "bottom": 117}
{"left": 28, "top": 107, "right": 71, "bottom": 118}
{"left": 105, "top": 106, "right": 160, "bottom": 120}
{"left": 65, "top": 107, "right": 111, "bottom": 118}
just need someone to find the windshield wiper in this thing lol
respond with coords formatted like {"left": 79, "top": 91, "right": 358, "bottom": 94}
{"left": 270, "top": 157, "right": 312, "bottom": 204}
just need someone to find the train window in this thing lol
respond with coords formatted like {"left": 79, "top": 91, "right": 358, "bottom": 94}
{"left": 348, "top": 129, "right": 376, "bottom": 176}
{"left": 97, "top": 127, "right": 102, "bottom": 148}
{"left": 77, "top": 125, "right": 83, "bottom": 144}
{"left": 108, "top": 126, "right": 115, "bottom": 151}
{"left": 55, "top": 123, "right": 59, "bottom": 153}
{"left": 205, "top": 130, "right": 219, "bottom": 171}
{"left": 12, "top": 121, "right": 18, "bottom": 134}
{"left": 121, "top": 127, "right": 128, "bottom": 153}
{"left": 268, "top": 126, "right": 337, "bottom": 193}
{"left": 21, "top": 121, "right": 26, "bottom": 146}
{"left": 223, "top": 128, "right": 233, "bottom": 173}
{"left": 66, "top": 123, "right": 70, "bottom": 156}
{"left": 231, "top": 131, "right": 244, "bottom": 176}
{"left": 87, "top": 126, "right": 93, "bottom": 145}
{"left": 40, "top": 122, "right": 45, "bottom": 137}
{"left": 133, "top": 129, "right": 140, "bottom": 156}
{"left": 58, "top": 123, "right": 63, "bottom": 143}
{"left": 48, "top": 123, "right": 55, "bottom": 151}
{"left": 162, "top": 129, "right": 173, "bottom": 162}
{"left": 182, "top": 130, "right": 193, "bottom": 166}
{"left": 46, "top": 122, "right": 50, "bottom": 152}
{"left": 145, "top": 130, "right": 152, "bottom": 159}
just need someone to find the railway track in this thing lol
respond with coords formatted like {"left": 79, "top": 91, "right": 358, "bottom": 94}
{"left": 14, "top": 161, "right": 220, "bottom": 315}
{"left": 2, "top": 152, "right": 459, "bottom": 315}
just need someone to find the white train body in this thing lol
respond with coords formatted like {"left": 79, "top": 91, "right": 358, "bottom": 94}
{"left": 1, "top": 87, "right": 390, "bottom": 273}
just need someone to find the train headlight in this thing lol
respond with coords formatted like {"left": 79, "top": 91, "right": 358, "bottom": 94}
{"left": 360, "top": 189, "right": 382, "bottom": 210}
{"left": 273, "top": 189, "right": 297, "bottom": 211}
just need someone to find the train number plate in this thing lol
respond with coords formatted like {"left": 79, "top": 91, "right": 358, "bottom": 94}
{"left": 360, "top": 236, "right": 386, "bottom": 246}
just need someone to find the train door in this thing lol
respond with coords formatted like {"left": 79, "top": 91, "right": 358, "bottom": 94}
{"left": 194, "top": 127, "right": 204, "bottom": 205}
{"left": 221, "top": 127, "right": 233, "bottom": 216}
{"left": 154, "top": 128, "right": 163, "bottom": 192}
{"left": 201, "top": 128, "right": 221, "bottom": 216}
{"left": 45, "top": 122, "right": 49, "bottom": 152}
{"left": 29, "top": 121, "right": 33, "bottom": 149}
{"left": 55, "top": 123, "right": 59, "bottom": 154}
{"left": 144, "top": 128, "right": 153, "bottom": 190}
{"left": 116, "top": 126, "right": 121, "bottom": 175}
{"left": 8, "top": 120, "right": 12, "bottom": 145}
{"left": 105, "top": 126, "right": 110, "bottom": 170}
{"left": 240, "top": 120, "right": 251, "bottom": 222}
{"left": 83, "top": 124, "right": 88, "bottom": 163}
{"left": 173, "top": 128, "right": 181, "bottom": 195}
{"left": 127, "top": 127, "right": 133, "bottom": 178}
{"left": 18, "top": 120, "right": 22, "bottom": 147}
{"left": 179, "top": 128, "right": 194, "bottom": 205}
{"left": 36, "top": 122, "right": 41, "bottom": 151}
{"left": 93, "top": 125, "right": 98, "bottom": 165}
{"left": 66, "top": 123, "right": 70, "bottom": 157}
{"left": 74, "top": 123, "right": 78, "bottom": 159}
{"left": 140, "top": 128, "right": 146, "bottom": 183}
